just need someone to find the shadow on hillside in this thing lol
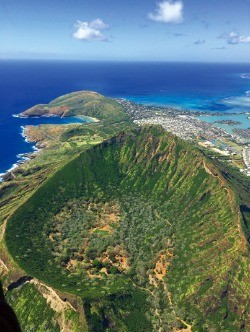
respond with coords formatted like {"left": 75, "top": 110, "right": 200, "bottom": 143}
{"left": 0, "top": 281, "right": 21, "bottom": 331}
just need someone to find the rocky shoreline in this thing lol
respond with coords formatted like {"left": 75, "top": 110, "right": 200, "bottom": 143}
{"left": 0, "top": 126, "right": 42, "bottom": 182}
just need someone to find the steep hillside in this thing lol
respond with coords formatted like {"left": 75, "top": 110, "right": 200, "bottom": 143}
{"left": 19, "top": 91, "right": 129, "bottom": 123}
{"left": 5, "top": 126, "right": 250, "bottom": 331}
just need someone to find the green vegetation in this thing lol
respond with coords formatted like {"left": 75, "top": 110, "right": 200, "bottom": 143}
{"left": 214, "top": 160, "right": 250, "bottom": 243}
{"left": 4, "top": 125, "right": 250, "bottom": 331}
{"left": 6, "top": 283, "right": 60, "bottom": 332}
{"left": 0, "top": 92, "right": 132, "bottom": 229}
{"left": 84, "top": 290, "right": 152, "bottom": 332}
{"left": 21, "top": 91, "right": 129, "bottom": 123}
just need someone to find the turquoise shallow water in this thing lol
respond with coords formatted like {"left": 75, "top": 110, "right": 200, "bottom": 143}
{"left": 198, "top": 114, "right": 250, "bottom": 135}
{"left": 126, "top": 92, "right": 250, "bottom": 113}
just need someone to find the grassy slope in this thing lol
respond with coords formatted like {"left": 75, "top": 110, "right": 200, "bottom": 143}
{"left": 216, "top": 161, "right": 250, "bottom": 241}
{"left": 4, "top": 125, "right": 250, "bottom": 331}
{"left": 0, "top": 91, "right": 132, "bottom": 227}
{"left": 6, "top": 283, "right": 60, "bottom": 332}
{"left": 0, "top": 92, "right": 132, "bottom": 332}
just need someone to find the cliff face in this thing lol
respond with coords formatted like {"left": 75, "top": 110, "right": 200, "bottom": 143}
{"left": 5, "top": 126, "right": 250, "bottom": 331}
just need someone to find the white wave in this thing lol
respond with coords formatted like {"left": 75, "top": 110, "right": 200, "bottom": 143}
{"left": 20, "top": 125, "right": 32, "bottom": 143}
{"left": 0, "top": 152, "right": 35, "bottom": 181}
{"left": 14, "top": 114, "right": 42, "bottom": 119}
{"left": 241, "top": 73, "right": 250, "bottom": 79}
{"left": 33, "top": 148, "right": 40, "bottom": 154}
{"left": 222, "top": 95, "right": 250, "bottom": 108}
{"left": 0, "top": 124, "right": 42, "bottom": 181}
{"left": 17, "top": 153, "right": 30, "bottom": 161}
{"left": 0, "top": 163, "right": 19, "bottom": 179}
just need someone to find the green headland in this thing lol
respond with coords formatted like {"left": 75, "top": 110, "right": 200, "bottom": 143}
{"left": 20, "top": 91, "right": 129, "bottom": 123}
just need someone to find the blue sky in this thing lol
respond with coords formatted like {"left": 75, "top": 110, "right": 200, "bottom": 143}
{"left": 1, "top": 0, "right": 250, "bottom": 61}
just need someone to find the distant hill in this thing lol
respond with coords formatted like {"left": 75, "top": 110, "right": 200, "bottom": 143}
{"left": 19, "top": 91, "right": 129, "bottom": 123}
{"left": 5, "top": 125, "right": 250, "bottom": 331}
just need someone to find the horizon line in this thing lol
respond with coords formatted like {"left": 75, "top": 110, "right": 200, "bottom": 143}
{"left": 1, "top": 58, "right": 250, "bottom": 64}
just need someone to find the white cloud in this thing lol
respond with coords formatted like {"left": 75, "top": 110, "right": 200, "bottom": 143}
{"left": 148, "top": 0, "right": 183, "bottom": 23}
{"left": 211, "top": 47, "right": 227, "bottom": 50}
{"left": 73, "top": 19, "right": 108, "bottom": 41}
{"left": 194, "top": 39, "right": 206, "bottom": 45}
{"left": 219, "top": 31, "right": 250, "bottom": 45}
{"left": 89, "top": 19, "right": 108, "bottom": 30}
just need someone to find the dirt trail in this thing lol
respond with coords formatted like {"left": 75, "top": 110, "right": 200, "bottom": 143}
{"left": 127, "top": 277, "right": 163, "bottom": 332}
{"left": 129, "top": 261, "right": 192, "bottom": 332}
{"left": 204, "top": 161, "right": 247, "bottom": 248}
{"left": 147, "top": 252, "right": 192, "bottom": 332}
{"left": 203, "top": 161, "right": 215, "bottom": 176}
{"left": 0, "top": 220, "right": 7, "bottom": 241}
{"left": 0, "top": 259, "right": 9, "bottom": 275}
{"left": 175, "top": 321, "right": 192, "bottom": 332}
{"left": 155, "top": 211, "right": 172, "bottom": 227}
{"left": 203, "top": 161, "right": 233, "bottom": 205}
{"left": 30, "top": 279, "right": 76, "bottom": 332}
{"left": 0, "top": 221, "right": 9, "bottom": 275}
{"left": 6, "top": 276, "right": 76, "bottom": 332}
{"left": 165, "top": 285, "right": 192, "bottom": 332}
{"left": 0, "top": 214, "right": 77, "bottom": 331}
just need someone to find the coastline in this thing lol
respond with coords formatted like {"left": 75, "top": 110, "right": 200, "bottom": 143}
{"left": 0, "top": 126, "right": 41, "bottom": 182}
{"left": 1, "top": 94, "right": 249, "bottom": 182}
{"left": 75, "top": 115, "right": 100, "bottom": 123}
{"left": 15, "top": 113, "right": 100, "bottom": 123}
{"left": 0, "top": 114, "right": 97, "bottom": 182}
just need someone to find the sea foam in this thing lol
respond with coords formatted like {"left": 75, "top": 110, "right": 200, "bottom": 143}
{"left": 241, "top": 73, "right": 250, "bottom": 79}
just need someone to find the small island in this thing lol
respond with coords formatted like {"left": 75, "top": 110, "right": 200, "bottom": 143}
{"left": 214, "top": 119, "right": 241, "bottom": 126}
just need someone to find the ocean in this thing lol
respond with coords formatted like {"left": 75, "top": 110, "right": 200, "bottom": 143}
{"left": 1, "top": 60, "right": 250, "bottom": 176}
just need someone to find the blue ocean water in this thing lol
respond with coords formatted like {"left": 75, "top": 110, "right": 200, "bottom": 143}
{"left": 1, "top": 60, "right": 250, "bottom": 175}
